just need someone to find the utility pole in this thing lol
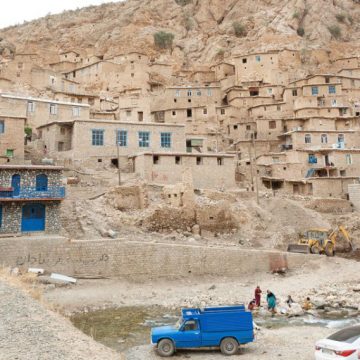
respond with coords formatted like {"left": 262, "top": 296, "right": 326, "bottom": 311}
{"left": 117, "top": 142, "right": 121, "bottom": 186}
{"left": 251, "top": 132, "right": 260, "bottom": 205}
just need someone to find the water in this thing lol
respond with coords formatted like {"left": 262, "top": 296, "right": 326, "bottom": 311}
{"left": 70, "top": 306, "right": 360, "bottom": 353}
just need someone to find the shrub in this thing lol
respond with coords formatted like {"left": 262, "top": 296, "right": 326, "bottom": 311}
{"left": 232, "top": 21, "right": 247, "bottom": 37}
{"left": 292, "top": 10, "right": 300, "bottom": 19}
{"left": 153, "top": 31, "right": 175, "bottom": 49}
{"left": 335, "top": 13, "right": 346, "bottom": 23}
{"left": 328, "top": 25, "right": 342, "bottom": 39}
{"left": 24, "top": 127, "right": 32, "bottom": 137}
{"left": 217, "top": 49, "right": 225, "bottom": 57}
{"left": 297, "top": 27, "right": 305, "bottom": 37}
{"left": 175, "top": 0, "right": 192, "bottom": 5}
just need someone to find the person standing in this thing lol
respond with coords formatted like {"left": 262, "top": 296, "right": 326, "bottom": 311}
{"left": 255, "top": 286, "right": 262, "bottom": 307}
{"left": 266, "top": 290, "right": 277, "bottom": 314}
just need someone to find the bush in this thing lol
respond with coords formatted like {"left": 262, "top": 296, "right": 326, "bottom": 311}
{"left": 217, "top": 49, "right": 225, "bottom": 57}
{"left": 335, "top": 13, "right": 346, "bottom": 23}
{"left": 328, "top": 25, "right": 342, "bottom": 39}
{"left": 232, "top": 21, "right": 247, "bottom": 37}
{"left": 292, "top": 10, "right": 300, "bottom": 19}
{"left": 154, "top": 31, "right": 175, "bottom": 49}
{"left": 175, "top": 0, "right": 192, "bottom": 5}
{"left": 24, "top": 127, "right": 32, "bottom": 137}
{"left": 297, "top": 27, "right": 305, "bottom": 37}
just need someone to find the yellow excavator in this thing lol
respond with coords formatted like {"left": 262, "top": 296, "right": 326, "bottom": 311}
{"left": 287, "top": 225, "right": 353, "bottom": 257}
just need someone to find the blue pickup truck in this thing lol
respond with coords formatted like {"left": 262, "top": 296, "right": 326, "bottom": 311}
{"left": 151, "top": 305, "right": 254, "bottom": 357}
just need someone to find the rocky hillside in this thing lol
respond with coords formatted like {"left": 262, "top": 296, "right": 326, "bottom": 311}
{"left": 1, "top": 0, "right": 360, "bottom": 65}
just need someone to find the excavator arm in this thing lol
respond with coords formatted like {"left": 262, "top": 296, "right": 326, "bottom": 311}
{"left": 330, "top": 226, "right": 354, "bottom": 251}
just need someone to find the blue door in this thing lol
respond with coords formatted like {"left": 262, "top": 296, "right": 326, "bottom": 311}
{"left": 21, "top": 204, "right": 45, "bottom": 232}
{"left": 11, "top": 174, "right": 20, "bottom": 197}
{"left": 176, "top": 320, "right": 202, "bottom": 348}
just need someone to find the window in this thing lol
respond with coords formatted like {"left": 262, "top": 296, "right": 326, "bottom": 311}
{"left": 338, "top": 134, "right": 345, "bottom": 144}
{"left": 27, "top": 101, "right": 35, "bottom": 113}
{"left": 138, "top": 131, "right": 150, "bottom": 147}
{"left": 175, "top": 156, "right": 181, "bottom": 164}
{"left": 188, "top": 99, "right": 191, "bottom": 103}
{"left": 6, "top": 149, "right": 13, "bottom": 157}
{"left": 196, "top": 156, "right": 202, "bottom": 165}
{"left": 269, "top": 120, "right": 276, "bottom": 129}
{"left": 346, "top": 154, "right": 352, "bottom": 165}
{"left": 328, "top": 326, "right": 360, "bottom": 343}
{"left": 246, "top": 125, "right": 251, "bottom": 130}
{"left": 36, "top": 174, "right": 48, "bottom": 191}
{"left": 49, "top": 103, "right": 57, "bottom": 115}
{"left": 277, "top": 105, "right": 281, "bottom": 111}
{"left": 325, "top": 76, "right": 330, "bottom": 84}
{"left": 0, "top": 120, "right": 4, "bottom": 134}
{"left": 321, "top": 134, "right": 328, "bottom": 144}
{"left": 207, "top": 88, "right": 212, "bottom": 96}
{"left": 126, "top": 110, "right": 132, "bottom": 118}
{"left": 183, "top": 320, "right": 198, "bottom": 331}
{"left": 175, "top": 90, "right": 181, "bottom": 97}
{"left": 116, "top": 130, "right": 127, "bottom": 147}
{"left": 92, "top": 129, "right": 104, "bottom": 146}
{"left": 161, "top": 132, "right": 171, "bottom": 148}
{"left": 233, "top": 125, "right": 238, "bottom": 130}
{"left": 329, "top": 85, "right": 336, "bottom": 94}
{"left": 196, "top": 89, "right": 201, "bottom": 96}
{"left": 255, "top": 55, "right": 261, "bottom": 62}
{"left": 331, "top": 99, "right": 337, "bottom": 107}
{"left": 292, "top": 89, "right": 298, "bottom": 97}
{"left": 131, "top": 73, "right": 134, "bottom": 78}
{"left": 72, "top": 106, "right": 81, "bottom": 117}
{"left": 187, "top": 109, "right": 192, "bottom": 118}
{"left": 171, "top": 110, "right": 176, "bottom": 117}
{"left": 242, "top": 58, "right": 247, "bottom": 64}
{"left": 138, "top": 112, "right": 144, "bottom": 122}
{"left": 153, "top": 155, "right": 159, "bottom": 164}
{"left": 203, "top": 108, "right": 207, "bottom": 115}
{"left": 268, "top": 88, "right": 273, "bottom": 95}
{"left": 88, "top": 98, "right": 95, "bottom": 106}
{"left": 187, "top": 89, "right": 192, "bottom": 97}
{"left": 60, "top": 127, "right": 66, "bottom": 135}
{"left": 311, "top": 86, "right": 319, "bottom": 96}
{"left": 217, "top": 157, "right": 224, "bottom": 166}
{"left": 221, "top": 109, "right": 226, "bottom": 115}
{"left": 305, "top": 134, "right": 311, "bottom": 144}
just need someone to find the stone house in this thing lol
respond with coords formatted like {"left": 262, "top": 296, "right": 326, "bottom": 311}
{"left": 129, "top": 152, "right": 236, "bottom": 189}
{"left": 59, "top": 51, "right": 81, "bottom": 63}
{"left": 0, "top": 165, "right": 65, "bottom": 234}
{"left": 0, "top": 93, "right": 90, "bottom": 133}
{"left": 37, "top": 119, "right": 186, "bottom": 169}
{"left": 0, "top": 115, "right": 26, "bottom": 163}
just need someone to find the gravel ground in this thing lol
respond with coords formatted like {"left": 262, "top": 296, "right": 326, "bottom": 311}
{"left": 126, "top": 326, "right": 329, "bottom": 360}
{"left": 0, "top": 279, "right": 120, "bottom": 360}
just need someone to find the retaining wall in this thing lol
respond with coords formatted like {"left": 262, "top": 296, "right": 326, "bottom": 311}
{"left": 0, "top": 237, "right": 313, "bottom": 280}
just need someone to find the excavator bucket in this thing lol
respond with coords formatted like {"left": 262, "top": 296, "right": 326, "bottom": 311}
{"left": 287, "top": 244, "right": 310, "bottom": 254}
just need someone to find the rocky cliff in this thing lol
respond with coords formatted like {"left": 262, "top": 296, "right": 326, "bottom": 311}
{"left": 1, "top": 0, "right": 360, "bottom": 65}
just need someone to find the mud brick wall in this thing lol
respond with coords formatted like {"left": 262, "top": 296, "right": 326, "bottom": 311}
{"left": 0, "top": 238, "right": 316, "bottom": 280}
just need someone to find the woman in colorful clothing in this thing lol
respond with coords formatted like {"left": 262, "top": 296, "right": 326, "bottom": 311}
{"left": 255, "top": 285, "right": 262, "bottom": 307}
{"left": 266, "top": 290, "right": 277, "bottom": 314}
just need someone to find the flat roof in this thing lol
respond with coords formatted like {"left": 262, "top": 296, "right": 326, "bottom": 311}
{"left": 0, "top": 165, "right": 63, "bottom": 170}
{"left": 0, "top": 93, "right": 90, "bottom": 107}
{"left": 129, "top": 152, "right": 235, "bottom": 158}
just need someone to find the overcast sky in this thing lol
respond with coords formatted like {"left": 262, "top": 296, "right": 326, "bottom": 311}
{"left": 0, "top": 0, "right": 120, "bottom": 29}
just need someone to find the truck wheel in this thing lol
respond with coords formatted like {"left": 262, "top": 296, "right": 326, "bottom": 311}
{"left": 325, "top": 243, "right": 335, "bottom": 257}
{"left": 220, "top": 337, "right": 238, "bottom": 355}
{"left": 157, "top": 339, "right": 175, "bottom": 357}
{"left": 311, "top": 245, "right": 320, "bottom": 254}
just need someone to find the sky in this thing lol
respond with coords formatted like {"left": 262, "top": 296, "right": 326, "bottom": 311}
{"left": 0, "top": 0, "right": 120, "bottom": 29}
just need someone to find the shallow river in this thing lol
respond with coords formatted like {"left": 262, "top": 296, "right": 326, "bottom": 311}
{"left": 70, "top": 306, "right": 360, "bottom": 353}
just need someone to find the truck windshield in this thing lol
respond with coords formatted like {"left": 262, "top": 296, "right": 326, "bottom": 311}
{"left": 175, "top": 317, "right": 183, "bottom": 329}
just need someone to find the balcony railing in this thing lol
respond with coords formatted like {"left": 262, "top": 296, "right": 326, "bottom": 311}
{"left": 0, "top": 186, "right": 66, "bottom": 200}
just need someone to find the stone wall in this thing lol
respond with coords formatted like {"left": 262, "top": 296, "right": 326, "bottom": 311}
{"left": 349, "top": 183, "right": 360, "bottom": 210}
{"left": 0, "top": 237, "right": 315, "bottom": 280}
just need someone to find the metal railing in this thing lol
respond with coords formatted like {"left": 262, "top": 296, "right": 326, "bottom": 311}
{"left": 0, "top": 187, "right": 66, "bottom": 199}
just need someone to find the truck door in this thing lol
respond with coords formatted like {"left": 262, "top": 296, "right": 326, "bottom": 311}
{"left": 177, "top": 319, "right": 201, "bottom": 348}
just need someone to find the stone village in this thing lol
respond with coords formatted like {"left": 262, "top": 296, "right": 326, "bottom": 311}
{"left": 2, "top": 48, "right": 360, "bottom": 233}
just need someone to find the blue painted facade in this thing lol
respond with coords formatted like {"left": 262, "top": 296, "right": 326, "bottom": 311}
{"left": 0, "top": 186, "right": 65, "bottom": 200}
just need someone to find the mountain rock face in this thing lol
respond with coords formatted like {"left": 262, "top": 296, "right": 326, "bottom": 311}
{"left": 0, "top": 0, "right": 360, "bottom": 64}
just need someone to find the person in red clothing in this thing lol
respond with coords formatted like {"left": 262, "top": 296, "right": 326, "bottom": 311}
{"left": 255, "top": 286, "right": 262, "bottom": 307}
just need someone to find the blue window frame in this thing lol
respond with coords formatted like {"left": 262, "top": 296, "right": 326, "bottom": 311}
{"left": 161, "top": 132, "right": 171, "bottom": 148}
{"left": 255, "top": 55, "right": 261, "bottom": 62}
{"left": 36, "top": 174, "right": 48, "bottom": 191}
{"left": 311, "top": 86, "right": 319, "bottom": 96}
{"left": 116, "top": 130, "right": 127, "bottom": 147}
{"left": 328, "top": 85, "right": 336, "bottom": 94}
{"left": 0, "top": 120, "right": 4, "bottom": 134}
{"left": 92, "top": 129, "right": 104, "bottom": 146}
{"left": 138, "top": 131, "right": 150, "bottom": 148}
